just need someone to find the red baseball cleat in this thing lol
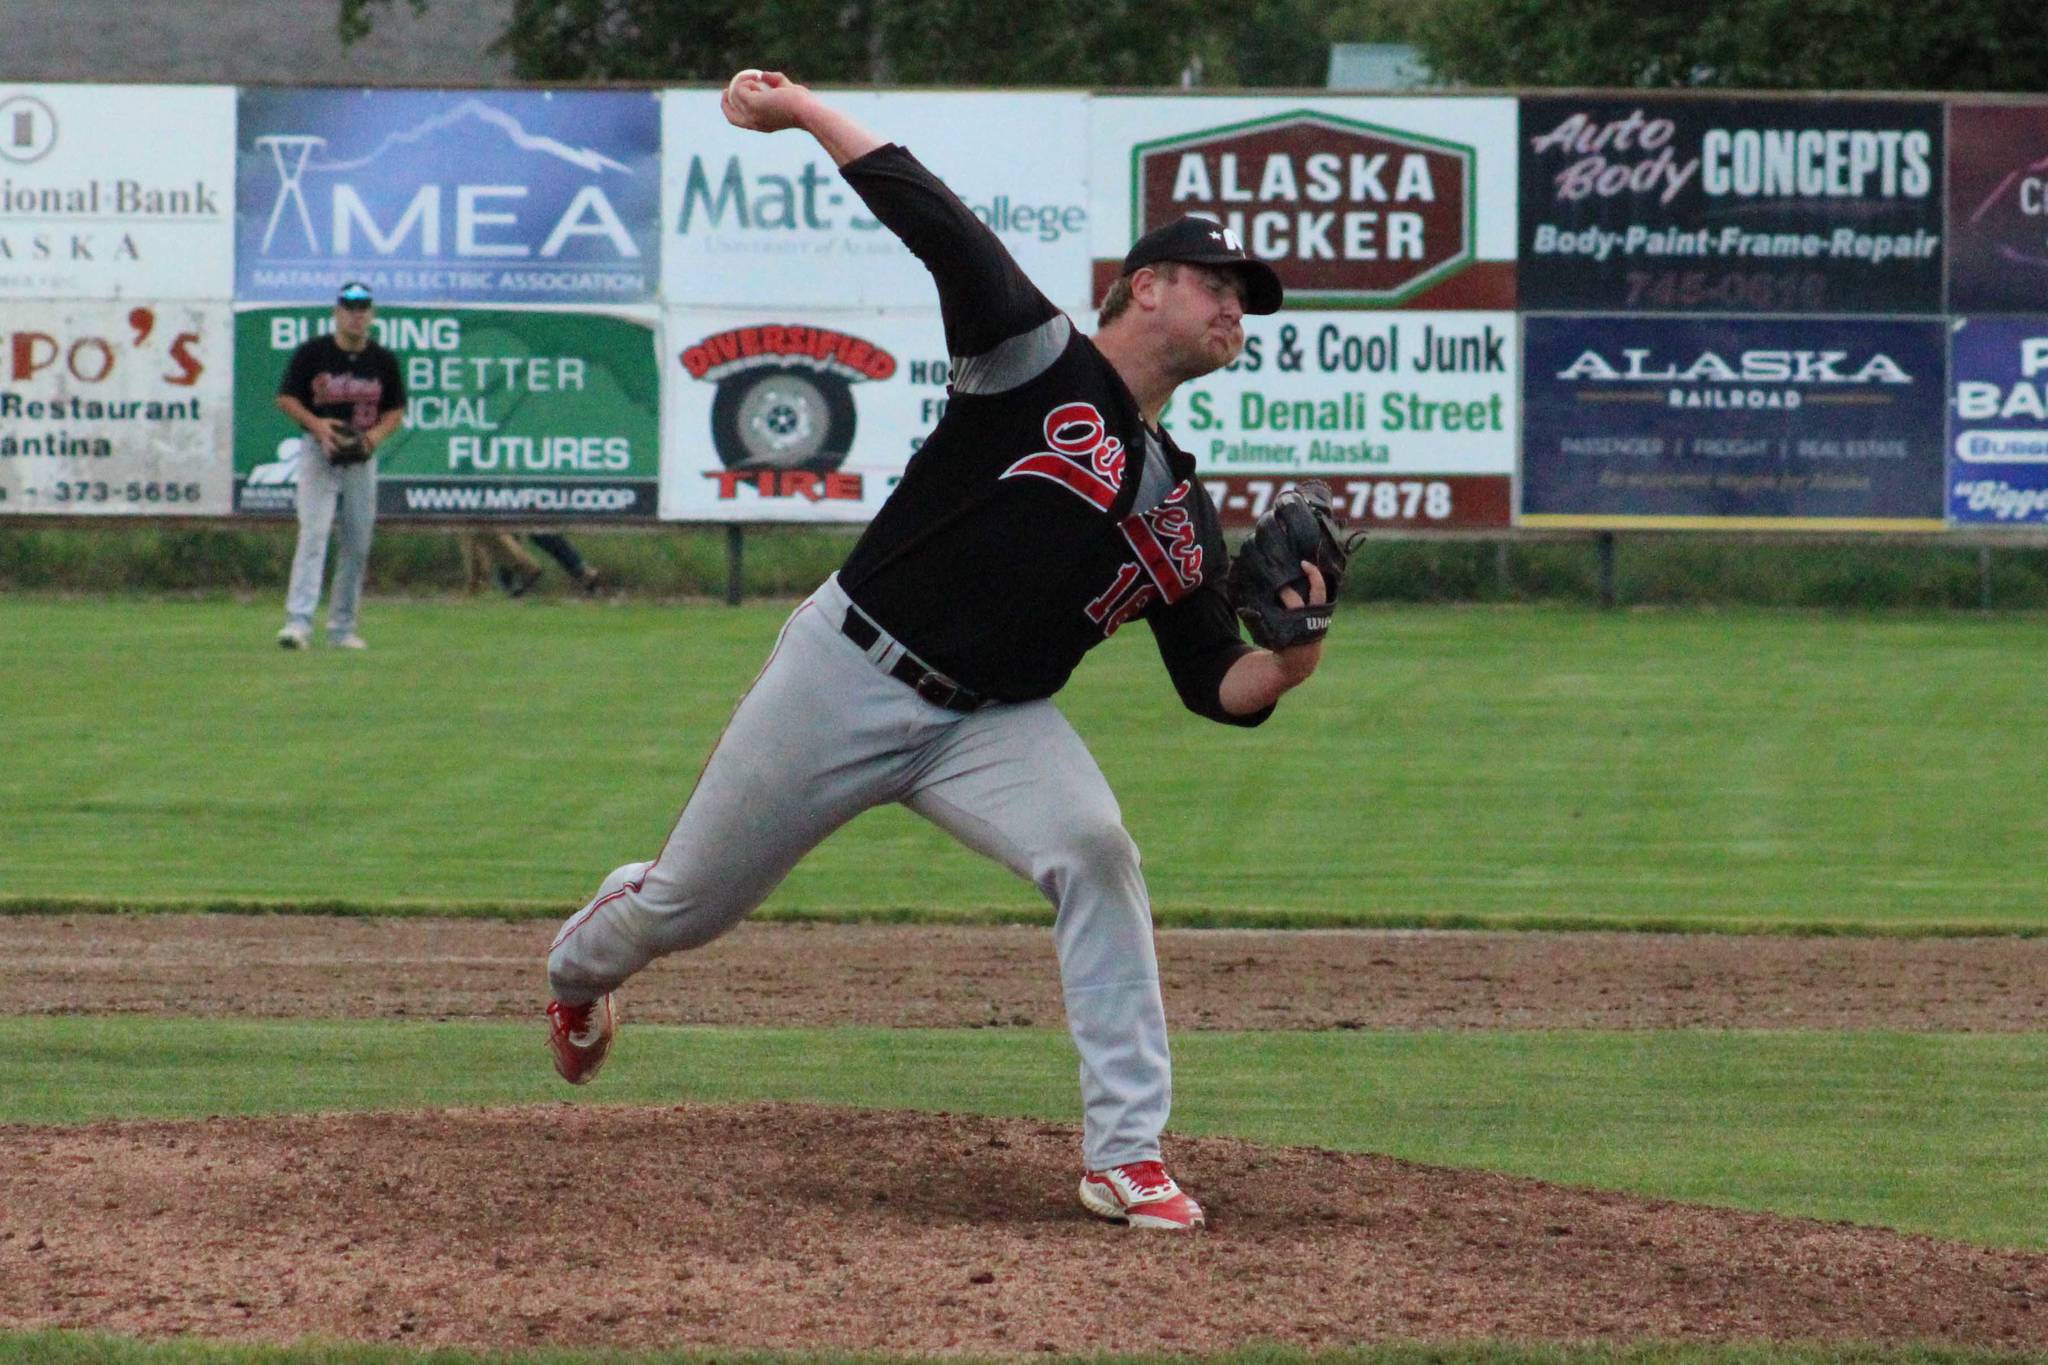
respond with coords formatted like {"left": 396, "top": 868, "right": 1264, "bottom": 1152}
{"left": 546, "top": 994, "right": 616, "bottom": 1085}
{"left": 1078, "top": 1160, "right": 1206, "bottom": 1230}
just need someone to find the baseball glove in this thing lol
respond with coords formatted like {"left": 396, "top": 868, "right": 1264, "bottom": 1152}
{"left": 328, "top": 427, "right": 372, "bottom": 466}
{"left": 1226, "top": 480, "right": 1360, "bottom": 649}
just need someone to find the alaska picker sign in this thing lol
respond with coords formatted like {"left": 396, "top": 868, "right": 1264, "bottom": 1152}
{"left": 1521, "top": 315, "right": 1947, "bottom": 530}
{"left": 1520, "top": 96, "right": 1944, "bottom": 313}
{"left": 1090, "top": 96, "right": 1517, "bottom": 309}
{"left": 234, "top": 305, "right": 660, "bottom": 519}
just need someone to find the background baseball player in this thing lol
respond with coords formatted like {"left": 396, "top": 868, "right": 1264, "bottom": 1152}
{"left": 546, "top": 70, "right": 1352, "bottom": 1231}
{"left": 274, "top": 282, "right": 406, "bottom": 650}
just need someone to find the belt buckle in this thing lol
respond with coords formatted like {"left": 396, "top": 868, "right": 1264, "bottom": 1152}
{"left": 914, "top": 672, "right": 961, "bottom": 710}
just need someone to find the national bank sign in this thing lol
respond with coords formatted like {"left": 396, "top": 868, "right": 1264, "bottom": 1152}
{"left": 236, "top": 89, "right": 660, "bottom": 304}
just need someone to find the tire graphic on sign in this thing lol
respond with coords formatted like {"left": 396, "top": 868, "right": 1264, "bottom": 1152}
{"left": 681, "top": 324, "right": 897, "bottom": 474}
{"left": 711, "top": 366, "right": 859, "bottom": 471}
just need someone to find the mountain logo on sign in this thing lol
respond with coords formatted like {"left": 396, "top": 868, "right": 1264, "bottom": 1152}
{"left": 255, "top": 98, "right": 639, "bottom": 260}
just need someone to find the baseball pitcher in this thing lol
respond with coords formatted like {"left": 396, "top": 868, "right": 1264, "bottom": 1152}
{"left": 546, "top": 71, "right": 1355, "bottom": 1231}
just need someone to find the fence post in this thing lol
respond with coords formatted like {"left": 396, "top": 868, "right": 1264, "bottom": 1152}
{"left": 1494, "top": 539, "right": 1512, "bottom": 599}
{"left": 725, "top": 525, "right": 745, "bottom": 606}
{"left": 1597, "top": 532, "right": 1617, "bottom": 609}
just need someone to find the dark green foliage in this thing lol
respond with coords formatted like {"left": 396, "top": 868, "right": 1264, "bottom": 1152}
{"left": 338, "top": 0, "right": 2048, "bottom": 92}
{"left": 1411, "top": 0, "right": 2048, "bottom": 91}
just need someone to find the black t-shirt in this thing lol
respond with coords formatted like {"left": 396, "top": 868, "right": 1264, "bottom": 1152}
{"left": 278, "top": 333, "right": 406, "bottom": 434}
{"left": 837, "top": 145, "right": 1263, "bottom": 726}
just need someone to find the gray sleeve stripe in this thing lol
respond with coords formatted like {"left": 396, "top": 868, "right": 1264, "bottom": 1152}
{"left": 950, "top": 314, "right": 1072, "bottom": 396}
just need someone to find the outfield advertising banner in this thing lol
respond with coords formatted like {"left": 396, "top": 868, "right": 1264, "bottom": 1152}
{"left": 1089, "top": 95, "right": 1518, "bottom": 310}
{"left": 0, "top": 84, "right": 235, "bottom": 299}
{"left": 1520, "top": 96, "right": 1944, "bottom": 314}
{"left": 662, "top": 91, "right": 1092, "bottom": 312}
{"left": 1948, "top": 104, "right": 2048, "bottom": 314}
{"left": 0, "top": 301, "right": 232, "bottom": 515}
{"left": 1158, "top": 311, "right": 1515, "bottom": 529}
{"left": 234, "top": 305, "right": 661, "bottom": 519}
{"left": 236, "top": 89, "right": 661, "bottom": 305}
{"left": 660, "top": 309, "right": 944, "bottom": 523}
{"left": 1522, "top": 315, "right": 1947, "bottom": 530}
{"left": 1949, "top": 317, "right": 2048, "bottom": 526}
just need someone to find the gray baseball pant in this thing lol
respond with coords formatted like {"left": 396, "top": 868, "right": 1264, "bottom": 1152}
{"left": 549, "top": 573, "right": 1173, "bottom": 1171}
{"left": 284, "top": 438, "right": 377, "bottom": 639}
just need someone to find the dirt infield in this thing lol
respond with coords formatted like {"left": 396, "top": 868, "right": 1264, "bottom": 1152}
{"left": 5, "top": 1104, "right": 2044, "bottom": 1353}
{"left": 9, "top": 914, "right": 2046, "bottom": 1031}
{"left": 5, "top": 915, "right": 2044, "bottom": 1354}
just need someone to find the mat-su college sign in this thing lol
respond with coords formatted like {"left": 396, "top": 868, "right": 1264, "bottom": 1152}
{"left": 1132, "top": 111, "right": 1475, "bottom": 306}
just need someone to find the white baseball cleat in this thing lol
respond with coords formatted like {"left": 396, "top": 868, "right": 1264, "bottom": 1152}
{"left": 330, "top": 633, "right": 369, "bottom": 650}
{"left": 547, "top": 993, "right": 617, "bottom": 1085}
{"left": 277, "top": 623, "right": 310, "bottom": 650}
{"left": 1078, "top": 1159, "right": 1206, "bottom": 1230}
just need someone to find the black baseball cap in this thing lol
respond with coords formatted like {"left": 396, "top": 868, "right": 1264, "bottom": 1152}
{"left": 336, "top": 282, "right": 374, "bottom": 307}
{"left": 1120, "top": 218, "right": 1283, "bottom": 315}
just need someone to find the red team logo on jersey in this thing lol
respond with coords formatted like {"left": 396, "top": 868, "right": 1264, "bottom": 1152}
{"left": 311, "top": 371, "right": 386, "bottom": 430}
{"left": 1087, "top": 481, "right": 1205, "bottom": 637}
{"left": 1000, "top": 402, "right": 1127, "bottom": 511}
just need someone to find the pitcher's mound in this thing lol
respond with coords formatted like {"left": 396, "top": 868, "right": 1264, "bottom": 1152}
{"left": 3, "top": 1102, "right": 2041, "bottom": 1354}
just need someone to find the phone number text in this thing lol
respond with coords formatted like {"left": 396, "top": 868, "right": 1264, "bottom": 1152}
{"left": 17, "top": 481, "right": 207, "bottom": 506}
{"left": 1206, "top": 475, "right": 1510, "bottom": 529}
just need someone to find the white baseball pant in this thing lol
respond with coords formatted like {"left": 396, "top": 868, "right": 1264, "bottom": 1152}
{"left": 549, "top": 573, "right": 1174, "bottom": 1170}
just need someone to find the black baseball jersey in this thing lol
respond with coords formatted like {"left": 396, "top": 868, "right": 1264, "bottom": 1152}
{"left": 278, "top": 333, "right": 406, "bottom": 434}
{"left": 837, "top": 145, "right": 1262, "bottom": 725}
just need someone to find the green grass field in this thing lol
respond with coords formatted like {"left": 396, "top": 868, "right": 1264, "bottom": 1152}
{"left": 3, "top": 596, "right": 2044, "bottom": 930}
{"left": 13, "top": 1018, "right": 2043, "bottom": 1250}
{"left": 5, "top": 595, "right": 2045, "bottom": 1365}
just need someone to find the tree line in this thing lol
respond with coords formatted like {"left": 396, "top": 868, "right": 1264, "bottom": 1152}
{"left": 342, "top": 0, "right": 2045, "bottom": 91}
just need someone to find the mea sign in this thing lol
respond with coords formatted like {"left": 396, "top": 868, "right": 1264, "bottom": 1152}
{"left": 1134, "top": 112, "right": 1474, "bottom": 305}
{"left": 307, "top": 185, "right": 636, "bottom": 260}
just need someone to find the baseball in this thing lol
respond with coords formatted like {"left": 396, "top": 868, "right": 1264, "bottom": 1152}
{"left": 729, "top": 68, "right": 765, "bottom": 93}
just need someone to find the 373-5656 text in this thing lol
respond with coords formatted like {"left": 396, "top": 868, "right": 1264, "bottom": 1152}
{"left": 24, "top": 481, "right": 205, "bottom": 505}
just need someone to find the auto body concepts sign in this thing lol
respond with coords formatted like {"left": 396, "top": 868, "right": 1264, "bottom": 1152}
{"left": 1520, "top": 96, "right": 1943, "bottom": 312}
{"left": 1159, "top": 312, "right": 1515, "bottom": 529}
{"left": 1522, "top": 316, "right": 1946, "bottom": 529}
{"left": 1090, "top": 96, "right": 1517, "bottom": 310}
{"left": 0, "top": 84, "right": 235, "bottom": 299}
{"left": 235, "top": 306, "right": 660, "bottom": 519}
{"left": 663, "top": 91, "right": 1092, "bottom": 312}
{"left": 1949, "top": 318, "right": 2048, "bottom": 525}
{"left": 0, "top": 302, "right": 232, "bottom": 514}
{"left": 237, "top": 89, "right": 661, "bottom": 304}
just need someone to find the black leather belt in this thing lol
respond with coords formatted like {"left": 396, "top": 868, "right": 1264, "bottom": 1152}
{"left": 840, "top": 603, "right": 989, "bottom": 713}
